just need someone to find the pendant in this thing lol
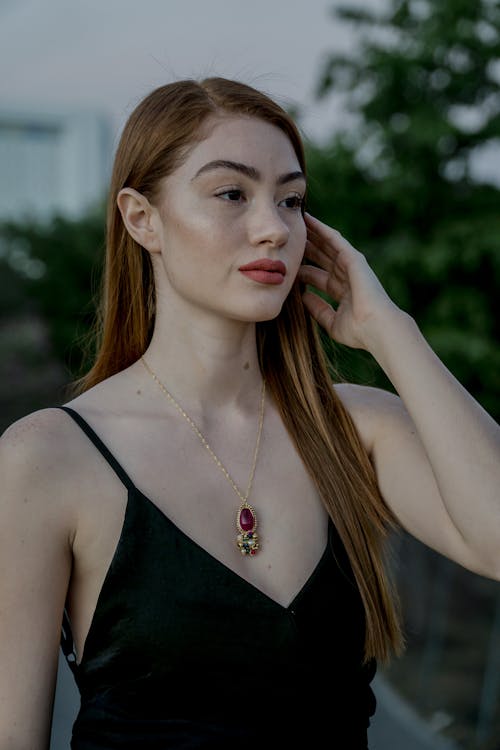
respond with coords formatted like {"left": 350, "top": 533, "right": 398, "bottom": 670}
{"left": 236, "top": 502, "right": 260, "bottom": 556}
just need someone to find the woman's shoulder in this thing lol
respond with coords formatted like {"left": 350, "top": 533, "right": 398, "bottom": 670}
{"left": 1, "top": 366, "right": 133, "bottom": 476}
{"left": 0, "top": 407, "right": 82, "bottom": 537}
{"left": 334, "top": 381, "right": 400, "bottom": 411}
{"left": 0, "top": 405, "right": 93, "bottom": 488}
{"left": 0, "top": 378, "right": 131, "bottom": 482}
{"left": 333, "top": 381, "right": 402, "bottom": 454}
{"left": 1, "top": 406, "right": 79, "bottom": 467}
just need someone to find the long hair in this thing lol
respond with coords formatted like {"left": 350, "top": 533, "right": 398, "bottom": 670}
{"left": 75, "top": 77, "right": 404, "bottom": 664}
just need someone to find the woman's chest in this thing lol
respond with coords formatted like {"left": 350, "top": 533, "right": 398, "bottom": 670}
{"left": 67, "top": 413, "right": 330, "bottom": 665}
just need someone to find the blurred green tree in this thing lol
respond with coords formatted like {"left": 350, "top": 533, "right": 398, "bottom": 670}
{"left": 303, "top": 7, "right": 500, "bottom": 749}
{"left": 304, "top": 0, "right": 500, "bottom": 420}
{"left": 0, "top": 208, "right": 105, "bottom": 382}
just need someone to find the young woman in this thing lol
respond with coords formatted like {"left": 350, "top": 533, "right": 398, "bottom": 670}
{"left": 1, "top": 77, "right": 499, "bottom": 749}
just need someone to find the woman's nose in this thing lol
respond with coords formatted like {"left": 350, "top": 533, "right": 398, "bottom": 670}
{"left": 247, "top": 201, "right": 290, "bottom": 249}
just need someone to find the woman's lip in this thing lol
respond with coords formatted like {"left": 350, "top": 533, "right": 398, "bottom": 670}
{"left": 238, "top": 259, "right": 287, "bottom": 275}
{"left": 239, "top": 269, "right": 285, "bottom": 285}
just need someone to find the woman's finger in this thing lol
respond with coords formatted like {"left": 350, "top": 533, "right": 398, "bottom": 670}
{"left": 298, "top": 263, "right": 345, "bottom": 301}
{"left": 305, "top": 213, "right": 343, "bottom": 242}
{"left": 299, "top": 262, "right": 345, "bottom": 288}
{"left": 305, "top": 212, "right": 344, "bottom": 237}
{"left": 305, "top": 227, "right": 339, "bottom": 259}
{"left": 303, "top": 241, "right": 348, "bottom": 284}
{"left": 302, "top": 291, "right": 337, "bottom": 336}
{"left": 303, "top": 240, "right": 336, "bottom": 273}
{"left": 305, "top": 213, "right": 360, "bottom": 263}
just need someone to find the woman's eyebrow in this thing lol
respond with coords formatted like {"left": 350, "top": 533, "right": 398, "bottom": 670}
{"left": 192, "top": 159, "right": 306, "bottom": 185}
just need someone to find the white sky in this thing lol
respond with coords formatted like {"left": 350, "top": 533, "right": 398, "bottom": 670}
{"left": 0, "top": 0, "right": 385, "bottom": 146}
{"left": 0, "top": 0, "right": 498, "bottom": 184}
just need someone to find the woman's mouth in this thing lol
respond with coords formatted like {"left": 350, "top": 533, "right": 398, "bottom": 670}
{"left": 238, "top": 259, "right": 286, "bottom": 285}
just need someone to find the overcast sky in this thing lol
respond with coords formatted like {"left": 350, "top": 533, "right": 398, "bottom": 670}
{"left": 0, "top": 0, "right": 386, "bottom": 146}
{"left": 1, "top": 0, "right": 498, "bottom": 186}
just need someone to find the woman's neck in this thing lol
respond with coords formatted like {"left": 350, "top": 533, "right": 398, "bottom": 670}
{"left": 142, "top": 315, "right": 263, "bottom": 415}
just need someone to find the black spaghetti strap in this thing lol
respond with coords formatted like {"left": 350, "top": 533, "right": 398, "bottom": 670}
{"left": 61, "top": 607, "right": 79, "bottom": 678}
{"left": 58, "top": 406, "right": 136, "bottom": 492}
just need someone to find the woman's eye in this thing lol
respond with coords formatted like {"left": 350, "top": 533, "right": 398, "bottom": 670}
{"left": 216, "top": 189, "right": 244, "bottom": 202}
{"left": 281, "top": 194, "right": 304, "bottom": 210}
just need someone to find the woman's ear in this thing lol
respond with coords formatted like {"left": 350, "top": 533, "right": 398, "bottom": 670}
{"left": 116, "top": 188, "right": 161, "bottom": 253}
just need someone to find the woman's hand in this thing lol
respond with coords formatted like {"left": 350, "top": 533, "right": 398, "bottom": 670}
{"left": 297, "top": 213, "right": 404, "bottom": 352}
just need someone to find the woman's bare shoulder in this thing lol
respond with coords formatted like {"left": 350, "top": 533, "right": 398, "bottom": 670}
{"left": 1, "top": 406, "right": 78, "bottom": 463}
{"left": 0, "top": 408, "right": 87, "bottom": 527}
{"left": 333, "top": 381, "right": 402, "bottom": 454}
{"left": 333, "top": 381, "right": 399, "bottom": 410}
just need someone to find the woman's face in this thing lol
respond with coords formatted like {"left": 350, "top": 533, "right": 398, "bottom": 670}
{"left": 151, "top": 115, "right": 307, "bottom": 323}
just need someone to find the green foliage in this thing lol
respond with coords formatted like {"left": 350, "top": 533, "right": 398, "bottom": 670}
{"left": 303, "top": 0, "right": 500, "bottom": 419}
{"left": 0, "top": 208, "right": 105, "bottom": 378}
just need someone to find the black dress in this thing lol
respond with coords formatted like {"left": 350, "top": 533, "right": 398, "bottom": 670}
{"left": 59, "top": 406, "right": 377, "bottom": 749}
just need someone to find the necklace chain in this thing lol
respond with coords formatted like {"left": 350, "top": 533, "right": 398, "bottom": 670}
{"left": 140, "top": 356, "right": 266, "bottom": 504}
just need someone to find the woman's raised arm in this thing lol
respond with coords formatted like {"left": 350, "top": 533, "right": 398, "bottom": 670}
{"left": 0, "top": 410, "right": 76, "bottom": 749}
{"left": 299, "top": 213, "right": 500, "bottom": 581}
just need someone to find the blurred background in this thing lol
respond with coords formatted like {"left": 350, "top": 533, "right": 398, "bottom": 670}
{"left": 1, "top": 1, "right": 499, "bottom": 748}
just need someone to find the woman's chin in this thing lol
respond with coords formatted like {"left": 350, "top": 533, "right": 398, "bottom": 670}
{"left": 231, "top": 299, "right": 286, "bottom": 324}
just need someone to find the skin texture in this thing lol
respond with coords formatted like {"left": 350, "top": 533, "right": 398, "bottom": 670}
{"left": 1, "top": 113, "right": 499, "bottom": 748}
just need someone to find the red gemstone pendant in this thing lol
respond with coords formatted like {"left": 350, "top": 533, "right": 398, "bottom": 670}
{"left": 240, "top": 507, "right": 255, "bottom": 531}
{"left": 236, "top": 502, "right": 260, "bottom": 556}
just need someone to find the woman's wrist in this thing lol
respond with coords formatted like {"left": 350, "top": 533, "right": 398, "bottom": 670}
{"left": 363, "top": 307, "right": 419, "bottom": 376}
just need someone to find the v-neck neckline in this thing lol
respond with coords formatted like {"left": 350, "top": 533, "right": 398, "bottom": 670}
{"left": 134, "top": 485, "right": 332, "bottom": 612}
{"left": 59, "top": 405, "right": 333, "bottom": 668}
{"left": 74, "top": 486, "right": 332, "bottom": 670}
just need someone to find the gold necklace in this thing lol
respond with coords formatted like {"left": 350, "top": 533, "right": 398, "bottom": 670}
{"left": 141, "top": 356, "right": 265, "bottom": 557}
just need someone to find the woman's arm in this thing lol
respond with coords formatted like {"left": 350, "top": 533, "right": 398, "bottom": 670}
{"left": 299, "top": 213, "right": 500, "bottom": 581}
{"left": 0, "top": 411, "right": 75, "bottom": 749}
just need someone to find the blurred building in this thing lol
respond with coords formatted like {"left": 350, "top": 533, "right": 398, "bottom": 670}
{"left": 0, "top": 108, "right": 112, "bottom": 222}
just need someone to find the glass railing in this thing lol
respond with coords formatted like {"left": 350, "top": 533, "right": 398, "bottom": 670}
{"left": 380, "top": 529, "right": 500, "bottom": 750}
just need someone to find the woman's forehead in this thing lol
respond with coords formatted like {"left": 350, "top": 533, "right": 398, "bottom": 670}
{"left": 181, "top": 115, "right": 300, "bottom": 174}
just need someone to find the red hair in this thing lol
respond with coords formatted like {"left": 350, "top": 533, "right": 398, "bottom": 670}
{"left": 75, "top": 77, "right": 404, "bottom": 664}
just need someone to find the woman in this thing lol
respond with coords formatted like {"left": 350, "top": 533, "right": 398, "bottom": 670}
{"left": 1, "top": 77, "right": 499, "bottom": 749}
